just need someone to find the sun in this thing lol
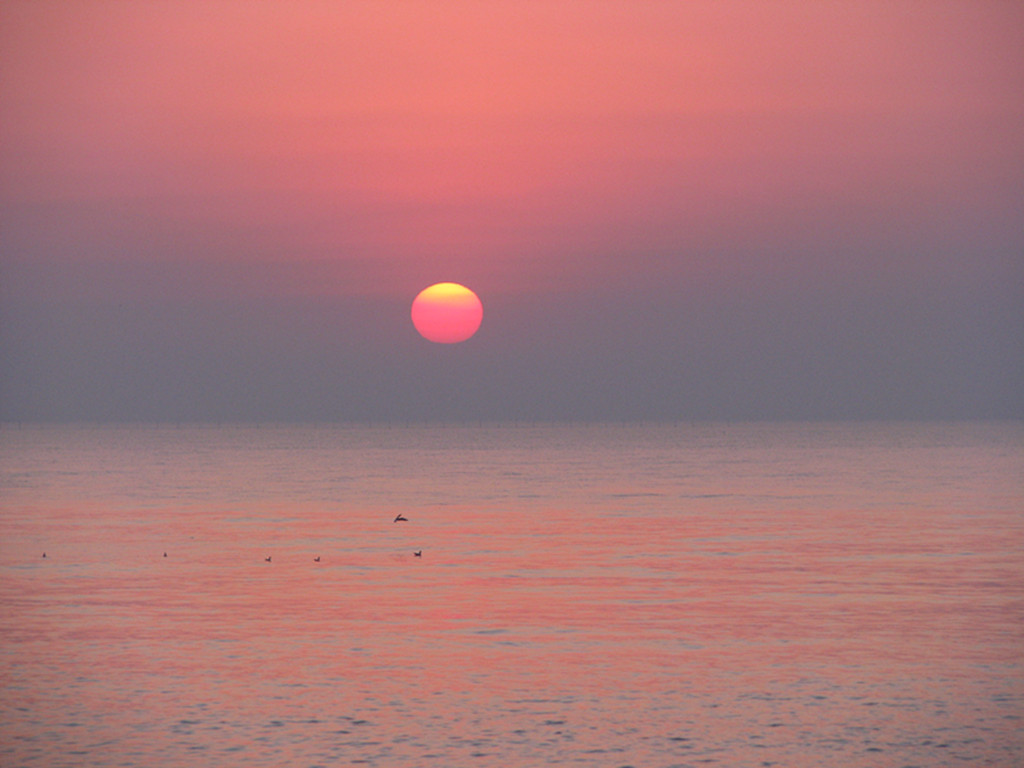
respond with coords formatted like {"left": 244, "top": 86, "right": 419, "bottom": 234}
{"left": 411, "top": 282, "right": 483, "bottom": 344}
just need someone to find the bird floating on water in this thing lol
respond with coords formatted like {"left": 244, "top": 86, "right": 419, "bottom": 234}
{"left": 394, "top": 514, "right": 408, "bottom": 522}
{"left": 265, "top": 556, "right": 272, "bottom": 562}
{"left": 314, "top": 556, "right": 320, "bottom": 562}
{"left": 414, "top": 550, "right": 422, "bottom": 557}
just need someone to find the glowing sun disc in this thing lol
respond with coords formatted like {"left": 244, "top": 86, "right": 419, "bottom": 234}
{"left": 411, "top": 282, "right": 483, "bottom": 344}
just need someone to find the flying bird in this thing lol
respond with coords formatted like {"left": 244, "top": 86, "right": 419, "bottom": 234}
{"left": 394, "top": 514, "right": 408, "bottom": 522}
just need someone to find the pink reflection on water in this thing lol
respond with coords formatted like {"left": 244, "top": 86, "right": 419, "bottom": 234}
{"left": 1, "top": 424, "right": 1022, "bottom": 766}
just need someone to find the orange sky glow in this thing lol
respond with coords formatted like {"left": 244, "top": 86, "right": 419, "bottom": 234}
{"left": 4, "top": 2, "right": 1019, "bottom": 294}
{"left": 1, "top": 1, "right": 1021, "bottom": 421}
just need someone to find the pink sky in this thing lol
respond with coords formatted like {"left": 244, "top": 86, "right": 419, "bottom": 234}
{"left": 1, "top": 1, "right": 1021, "bottom": 420}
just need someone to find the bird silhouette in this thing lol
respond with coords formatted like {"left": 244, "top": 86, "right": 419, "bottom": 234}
{"left": 314, "top": 556, "right": 320, "bottom": 562}
{"left": 394, "top": 514, "right": 408, "bottom": 522}
{"left": 414, "top": 550, "right": 422, "bottom": 557}
{"left": 265, "top": 556, "right": 272, "bottom": 562}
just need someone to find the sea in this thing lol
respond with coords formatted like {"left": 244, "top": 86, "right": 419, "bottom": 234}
{"left": 0, "top": 421, "right": 1021, "bottom": 768}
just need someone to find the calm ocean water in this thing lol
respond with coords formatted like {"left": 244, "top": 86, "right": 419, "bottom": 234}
{"left": 1, "top": 422, "right": 1021, "bottom": 767}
